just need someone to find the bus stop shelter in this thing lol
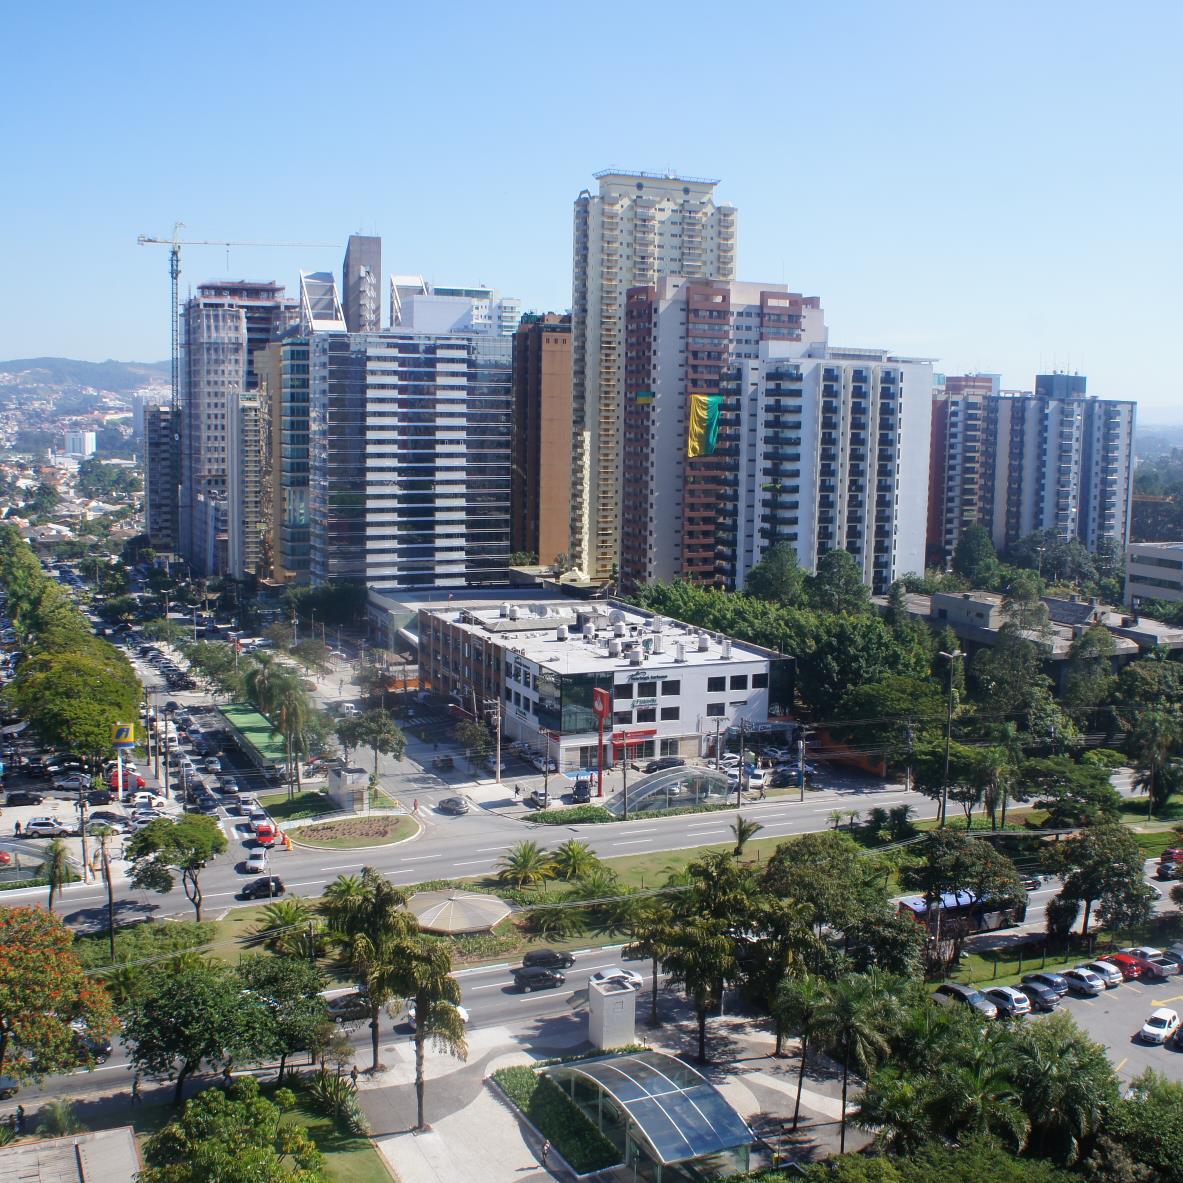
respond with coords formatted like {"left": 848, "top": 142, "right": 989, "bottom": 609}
{"left": 542, "top": 1050, "right": 754, "bottom": 1181}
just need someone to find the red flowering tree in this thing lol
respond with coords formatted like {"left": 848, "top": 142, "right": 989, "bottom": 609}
{"left": 0, "top": 907, "right": 116, "bottom": 1081}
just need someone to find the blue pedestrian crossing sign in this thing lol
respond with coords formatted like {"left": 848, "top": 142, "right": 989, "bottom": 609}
{"left": 111, "top": 723, "right": 136, "bottom": 750}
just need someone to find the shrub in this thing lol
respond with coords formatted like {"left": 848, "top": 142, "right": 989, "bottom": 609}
{"left": 530, "top": 806, "right": 614, "bottom": 825}
{"left": 492, "top": 1066, "right": 618, "bottom": 1173}
{"left": 305, "top": 1069, "right": 370, "bottom": 1135}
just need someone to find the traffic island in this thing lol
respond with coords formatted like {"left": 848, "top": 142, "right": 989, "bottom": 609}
{"left": 290, "top": 815, "right": 419, "bottom": 850}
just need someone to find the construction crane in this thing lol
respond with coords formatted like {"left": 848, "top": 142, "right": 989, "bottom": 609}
{"left": 137, "top": 226, "right": 337, "bottom": 411}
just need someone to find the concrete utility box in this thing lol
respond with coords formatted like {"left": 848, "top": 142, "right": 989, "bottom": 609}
{"left": 327, "top": 765, "right": 368, "bottom": 812}
{"left": 588, "top": 978, "right": 636, "bottom": 1050}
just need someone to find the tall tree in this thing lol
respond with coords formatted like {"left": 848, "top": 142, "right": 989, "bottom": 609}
{"left": 1131, "top": 709, "right": 1183, "bottom": 816}
{"left": 1061, "top": 625, "right": 1117, "bottom": 722}
{"left": 319, "top": 867, "right": 416, "bottom": 1072}
{"left": 44, "top": 837, "right": 73, "bottom": 914}
{"left": 1048, "top": 821, "right": 1150, "bottom": 938}
{"left": 817, "top": 974, "right": 890, "bottom": 1152}
{"left": 623, "top": 898, "right": 676, "bottom": 1028}
{"left": 661, "top": 915, "right": 737, "bottom": 1062}
{"left": 237, "top": 954, "right": 329, "bottom": 1078}
{"left": 126, "top": 814, "right": 228, "bottom": 922}
{"left": 0, "top": 907, "right": 116, "bottom": 1083}
{"left": 776, "top": 975, "right": 831, "bottom": 1129}
{"left": 808, "top": 548, "right": 871, "bottom": 614}
{"left": 139, "top": 1074, "right": 325, "bottom": 1183}
{"left": 744, "top": 542, "right": 805, "bottom": 605}
{"left": 121, "top": 960, "right": 274, "bottom": 1105}
{"left": 952, "top": 524, "right": 999, "bottom": 586}
{"left": 336, "top": 708, "right": 406, "bottom": 786}
{"left": 397, "top": 938, "right": 468, "bottom": 1131}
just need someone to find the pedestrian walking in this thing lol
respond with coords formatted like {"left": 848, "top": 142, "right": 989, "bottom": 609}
{"left": 14, "top": 1105, "right": 24, "bottom": 1135}
{"left": 513, "top": 783, "right": 520, "bottom": 799}
{"left": 131, "top": 1074, "right": 142, "bottom": 1105}
{"left": 540, "top": 1139, "right": 551, "bottom": 1165}
{"left": 350, "top": 1065, "right": 359, "bottom": 1087}
{"left": 221, "top": 1067, "right": 232, "bottom": 1091}
{"left": 412, "top": 798, "right": 419, "bottom": 815}
{"left": 12, "top": 821, "right": 19, "bottom": 837}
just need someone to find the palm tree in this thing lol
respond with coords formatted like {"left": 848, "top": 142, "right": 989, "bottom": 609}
{"left": 854, "top": 1068, "right": 934, "bottom": 1154}
{"left": 255, "top": 897, "right": 321, "bottom": 959}
{"left": 816, "top": 974, "right": 889, "bottom": 1152}
{"left": 274, "top": 681, "right": 312, "bottom": 796}
{"left": 774, "top": 975, "right": 829, "bottom": 1128}
{"left": 748, "top": 898, "right": 817, "bottom": 1055}
{"left": 731, "top": 815, "right": 763, "bottom": 857}
{"left": 496, "top": 841, "right": 556, "bottom": 891}
{"left": 828, "top": 809, "right": 845, "bottom": 830}
{"left": 1132, "top": 710, "right": 1183, "bottom": 817}
{"left": 623, "top": 899, "right": 675, "bottom": 1027}
{"left": 320, "top": 867, "right": 415, "bottom": 1072}
{"left": 243, "top": 651, "right": 285, "bottom": 715}
{"left": 661, "top": 915, "right": 737, "bottom": 1062}
{"left": 1012, "top": 1031, "right": 1107, "bottom": 1162}
{"left": 45, "top": 837, "right": 72, "bottom": 914}
{"left": 928, "top": 1043, "right": 1028, "bottom": 1150}
{"left": 89, "top": 823, "right": 118, "bottom": 959}
{"left": 397, "top": 937, "right": 469, "bottom": 1130}
{"left": 552, "top": 839, "right": 599, "bottom": 881}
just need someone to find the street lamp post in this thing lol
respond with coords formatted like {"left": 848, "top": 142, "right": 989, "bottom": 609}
{"left": 939, "top": 650, "right": 964, "bottom": 828}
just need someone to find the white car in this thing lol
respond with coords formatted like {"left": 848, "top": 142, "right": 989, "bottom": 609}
{"left": 405, "top": 1000, "right": 468, "bottom": 1031}
{"left": 1141, "top": 1008, "right": 1180, "bottom": 1045}
{"left": 1083, "top": 960, "right": 1124, "bottom": 989}
{"left": 1062, "top": 968, "right": 1104, "bottom": 996}
{"left": 589, "top": 967, "right": 643, "bottom": 992}
{"left": 133, "top": 792, "right": 166, "bottom": 811}
{"left": 982, "top": 985, "right": 1031, "bottom": 1017}
{"left": 243, "top": 850, "right": 268, "bottom": 875}
{"left": 746, "top": 768, "right": 768, "bottom": 792}
{"left": 53, "top": 773, "right": 90, "bottom": 791}
{"left": 23, "top": 817, "right": 71, "bottom": 838}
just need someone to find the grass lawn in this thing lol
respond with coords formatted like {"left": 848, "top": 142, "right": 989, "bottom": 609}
{"left": 294, "top": 815, "right": 418, "bottom": 849}
{"left": 1122, "top": 792, "right": 1183, "bottom": 824}
{"left": 259, "top": 790, "right": 336, "bottom": 821}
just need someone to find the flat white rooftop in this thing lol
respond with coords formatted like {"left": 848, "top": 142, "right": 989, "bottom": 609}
{"left": 413, "top": 598, "right": 772, "bottom": 676}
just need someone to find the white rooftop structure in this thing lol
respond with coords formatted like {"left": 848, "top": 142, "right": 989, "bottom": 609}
{"left": 299, "top": 271, "right": 347, "bottom": 333}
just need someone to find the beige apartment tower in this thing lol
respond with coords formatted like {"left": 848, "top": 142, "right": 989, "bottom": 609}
{"left": 571, "top": 170, "right": 737, "bottom": 580}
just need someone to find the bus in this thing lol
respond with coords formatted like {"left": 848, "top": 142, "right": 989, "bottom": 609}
{"left": 898, "top": 889, "right": 1027, "bottom": 935}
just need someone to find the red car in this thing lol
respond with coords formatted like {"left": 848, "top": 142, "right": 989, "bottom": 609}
{"left": 1098, "top": 953, "right": 1143, "bottom": 980}
{"left": 109, "top": 770, "right": 146, "bottom": 791}
{"left": 1161, "top": 848, "right": 1183, "bottom": 863}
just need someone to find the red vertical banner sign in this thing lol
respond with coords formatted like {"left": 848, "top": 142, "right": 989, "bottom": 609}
{"left": 592, "top": 687, "right": 611, "bottom": 798}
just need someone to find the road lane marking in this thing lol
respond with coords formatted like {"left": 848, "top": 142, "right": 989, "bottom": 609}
{"left": 452, "top": 859, "right": 494, "bottom": 867}
{"left": 610, "top": 839, "right": 654, "bottom": 846}
{"left": 321, "top": 863, "right": 366, "bottom": 871}
{"left": 1116, "top": 1057, "right": 1128, "bottom": 1073}
{"left": 1150, "top": 994, "right": 1183, "bottom": 1005}
{"left": 477, "top": 846, "right": 509, "bottom": 852}
{"left": 397, "top": 854, "right": 441, "bottom": 862}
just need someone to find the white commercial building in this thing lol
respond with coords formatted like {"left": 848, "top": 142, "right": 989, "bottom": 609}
{"left": 414, "top": 597, "right": 792, "bottom": 772}
{"left": 1126, "top": 542, "right": 1183, "bottom": 607}
{"left": 64, "top": 430, "right": 97, "bottom": 459}
{"left": 389, "top": 277, "right": 520, "bottom": 337}
{"left": 571, "top": 170, "right": 737, "bottom": 579}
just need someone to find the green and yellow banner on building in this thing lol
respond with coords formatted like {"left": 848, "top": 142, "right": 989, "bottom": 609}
{"left": 687, "top": 393, "right": 723, "bottom": 458}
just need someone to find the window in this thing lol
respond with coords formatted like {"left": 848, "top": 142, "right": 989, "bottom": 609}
{"left": 706, "top": 703, "right": 725, "bottom": 717}
{"left": 707, "top": 676, "right": 726, "bottom": 693}
{"left": 661, "top": 680, "right": 680, "bottom": 696}
{"left": 614, "top": 683, "right": 633, "bottom": 699}
{"left": 752, "top": 672, "right": 768, "bottom": 689}
{"left": 637, "top": 708, "right": 657, "bottom": 723}
{"left": 660, "top": 706, "right": 680, "bottom": 721}
{"left": 730, "top": 674, "right": 748, "bottom": 691}
{"left": 614, "top": 710, "right": 632, "bottom": 725}
{"left": 659, "top": 738, "right": 679, "bottom": 756}
{"left": 637, "top": 681, "right": 657, "bottom": 697}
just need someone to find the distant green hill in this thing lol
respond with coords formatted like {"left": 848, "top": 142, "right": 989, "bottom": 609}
{"left": 0, "top": 357, "right": 170, "bottom": 392}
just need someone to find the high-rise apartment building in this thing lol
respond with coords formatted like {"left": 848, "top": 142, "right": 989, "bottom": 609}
{"left": 511, "top": 314, "right": 573, "bottom": 565}
{"left": 308, "top": 330, "right": 514, "bottom": 590}
{"left": 144, "top": 404, "right": 178, "bottom": 552}
{"left": 342, "top": 235, "right": 382, "bottom": 333}
{"left": 619, "top": 278, "right": 825, "bottom": 586}
{"left": 617, "top": 282, "right": 932, "bottom": 596}
{"left": 720, "top": 343, "right": 933, "bottom": 595}
{"left": 64, "top": 431, "right": 97, "bottom": 459}
{"left": 257, "top": 336, "right": 312, "bottom": 584}
{"left": 927, "top": 373, "right": 1136, "bottom": 563}
{"left": 927, "top": 374, "right": 1001, "bottom": 567}
{"left": 571, "top": 170, "right": 737, "bottom": 579}
{"left": 226, "top": 391, "right": 264, "bottom": 580}
{"left": 177, "top": 281, "right": 292, "bottom": 575}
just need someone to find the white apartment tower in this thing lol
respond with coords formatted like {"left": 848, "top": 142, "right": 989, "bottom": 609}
{"left": 571, "top": 170, "right": 737, "bottom": 579}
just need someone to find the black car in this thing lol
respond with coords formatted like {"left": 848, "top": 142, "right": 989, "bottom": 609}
{"left": 22, "top": 761, "right": 49, "bottom": 779}
{"left": 1022, "top": 971, "right": 1070, "bottom": 997}
{"left": 522, "top": 948, "right": 576, "bottom": 970}
{"left": 326, "top": 991, "right": 371, "bottom": 1022}
{"left": 164, "top": 701, "right": 181, "bottom": 714}
{"left": 768, "top": 768, "right": 797, "bottom": 789}
{"left": 74, "top": 1033, "right": 113, "bottom": 1064}
{"left": 570, "top": 778, "right": 592, "bottom": 804}
{"left": 86, "top": 789, "right": 113, "bottom": 806}
{"left": 1016, "top": 981, "right": 1059, "bottom": 1012}
{"left": 513, "top": 966, "right": 566, "bottom": 992}
{"left": 643, "top": 757, "right": 685, "bottom": 774}
{"left": 5, "top": 790, "right": 43, "bottom": 806}
{"left": 240, "top": 876, "right": 285, "bottom": 900}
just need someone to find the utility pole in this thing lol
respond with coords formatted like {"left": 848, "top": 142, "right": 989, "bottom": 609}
{"left": 737, "top": 719, "right": 747, "bottom": 807}
{"left": 713, "top": 719, "right": 722, "bottom": 770}
{"left": 621, "top": 738, "right": 630, "bottom": 822}
{"left": 797, "top": 731, "right": 807, "bottom": 803}
{"left": 939, "top": 650, "right": 963, "bottom": 828}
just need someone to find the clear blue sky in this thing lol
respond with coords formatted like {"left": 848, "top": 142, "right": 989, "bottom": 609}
{"left": 2, "top": 1, "right": 1180, "bottom": 419}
